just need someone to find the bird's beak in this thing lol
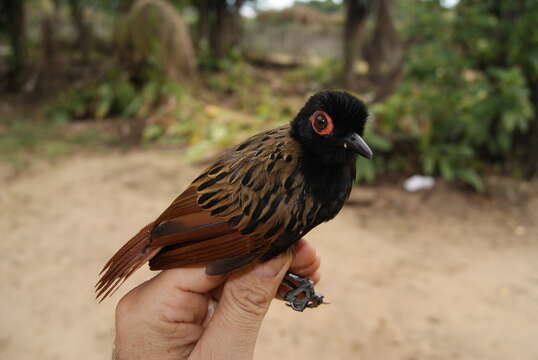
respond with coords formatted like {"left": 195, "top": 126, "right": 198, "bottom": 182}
{"left": 343, "top": 133, "right": 373, "bottom": 159}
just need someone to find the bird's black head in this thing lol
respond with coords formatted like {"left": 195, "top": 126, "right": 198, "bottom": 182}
{"left": 290, "top": 90, "right": 372, "bottom": 164}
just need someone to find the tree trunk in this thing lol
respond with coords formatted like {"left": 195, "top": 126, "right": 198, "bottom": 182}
{"left": 38, "top": 15, "right": 60, "bottom": 92}
{"left": 372, "top": 59, "right": 404, "bottom": 103}
{"left": 517, "top": 0, "right": 538, "bottom": 177}
{"left": 227, "top": 0, "right": 245, "bottom": 49}
{"left": 4, "top": 0, "right": 27, "bottom": 90}
{"left": 205, "top": 0, "right": 244, "bottom": 60}
{"left": 343, "top": 0, "right": 370, "bottom": 89}
{"left": 68, "top": 0, "right": 91, "bottom": 63}
{"left": 522, "top": 77, "right": 538, "bottom": 177}
{"left": 196, "top": 0, "right": 210, "bottom": 51}
{"left": 209, "top": 0, "right": 227, "bottom": 59}
{"left": 119, "top": 0, "right": 136, "bottom": 13}
{"left": 364, "top": 0, "right": 400, "bottom": 82}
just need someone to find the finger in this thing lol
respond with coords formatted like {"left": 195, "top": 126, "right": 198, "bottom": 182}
{"left": 153, "top": 266, "right": 226, "bottom": 294}
{"left": 120, "top": 267, "right": 225, "bottom": 329}
{"left": 146, "top": 267, "right": 226, "bottom": 324}
{"left": 191, "top": 253, "right": 292, "bottom": 360}
{"left": 289, "top": 238, "right": 321, "bottom": 283}
{"left": 209, "top": 239, "right": 321, "bottom": 304}
{"left": 309, "top": 269, "right": 321, "bottom": 284}
{"left": 115, "top": 267, "right": 227, "bottom": 359}
{"left": 209, "top": 283, "right": 224, "bottom": 302}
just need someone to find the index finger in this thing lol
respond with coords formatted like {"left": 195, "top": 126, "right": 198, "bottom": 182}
{"left": 289, "top": 238, "right": 321, "bottom": 283}
{"left": 154, "top": 266, "right": 227, "bottom": 294}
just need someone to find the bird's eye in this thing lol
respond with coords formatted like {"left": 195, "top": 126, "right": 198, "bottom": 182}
{"left": 314, "top": 114, "right": 327, "bottom": 131}
{"left": 309, "top": 110, "right": 334, "bottom": 135}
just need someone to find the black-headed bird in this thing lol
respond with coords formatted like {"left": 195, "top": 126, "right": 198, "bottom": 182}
{"left": 97, "top": 90, "right": 373, "bottom": 311}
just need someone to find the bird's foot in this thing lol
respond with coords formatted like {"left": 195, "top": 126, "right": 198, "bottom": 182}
{"left": 279, "top": 272, "right": 327, "bottom": 312}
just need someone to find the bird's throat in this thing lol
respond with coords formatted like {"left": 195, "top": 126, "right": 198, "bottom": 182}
{"left": 298, "top": 150, "right": 356, "bottom": 222}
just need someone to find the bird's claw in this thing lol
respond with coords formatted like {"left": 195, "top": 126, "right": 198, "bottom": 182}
{"left": 285, "top": 292, "right": 325, "bottom": 311}
{"left": 279, "top": 272, "right": 327, "bottom": 312}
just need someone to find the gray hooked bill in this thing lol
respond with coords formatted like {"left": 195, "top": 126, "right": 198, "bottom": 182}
{"left": 343, "top": 133, "right": 373, "bottom": 159}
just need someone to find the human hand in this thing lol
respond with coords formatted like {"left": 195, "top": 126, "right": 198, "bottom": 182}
{"left": 113, "top": 238, "right": 321, "bottom": 360}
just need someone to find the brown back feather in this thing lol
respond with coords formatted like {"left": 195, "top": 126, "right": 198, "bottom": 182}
{"left": 96, "top": 125, "right": 313, "bottom": 300}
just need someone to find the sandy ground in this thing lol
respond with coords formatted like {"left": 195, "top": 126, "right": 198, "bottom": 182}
{"left": 1, "top": 149, "right": 537, "bottom": 360}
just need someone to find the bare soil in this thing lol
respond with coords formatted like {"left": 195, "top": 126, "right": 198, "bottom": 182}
{"left": 1, "top": 150, "right": 537, "bottom": 360}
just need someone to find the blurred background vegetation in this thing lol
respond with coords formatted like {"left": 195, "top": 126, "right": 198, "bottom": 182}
{"left": 1, "top": 0, "right": 536, "bottom": 190}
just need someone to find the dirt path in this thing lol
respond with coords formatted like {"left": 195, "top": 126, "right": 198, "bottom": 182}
{"left": 1, "top": 150, "right": 537, "bottom": 360}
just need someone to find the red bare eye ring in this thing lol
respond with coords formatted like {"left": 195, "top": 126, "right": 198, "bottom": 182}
{"left": 309, "top": 110, "right": 334, "bottom": 136}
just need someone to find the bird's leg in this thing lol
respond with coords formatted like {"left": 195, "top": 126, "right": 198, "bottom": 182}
{"left": 278, "top": 272, "right": 326, "bottom": 311}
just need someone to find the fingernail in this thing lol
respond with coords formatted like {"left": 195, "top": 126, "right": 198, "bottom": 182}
{"left": 254, "top": 255, "right": 288, "bottom": 279}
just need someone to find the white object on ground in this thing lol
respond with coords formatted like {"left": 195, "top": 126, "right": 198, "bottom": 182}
{"left": 403, "top": 175, "right": 435, "bottom": 192}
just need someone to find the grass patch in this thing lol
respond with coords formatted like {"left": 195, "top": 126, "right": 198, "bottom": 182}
{"left": 0, "top": 118, "right": 115, "bottom": 172}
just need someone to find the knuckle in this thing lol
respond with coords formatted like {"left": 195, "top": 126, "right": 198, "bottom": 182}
{"left": 227, "top": 281, "right": 272, "bottom": 318}
{"left": 115, "top": 293, "right": 133, "bottom": 319}
{"left": 115, "top": 293, "right": 137, "bottom": 331}
{"left": 115, "top": 284, "right": 144, "bottom": 323}
{"left": 305, "top": 255, "right": 321, "bottom": 272}
{"left": 159, "top": 292, "right": 199, "bottom": 324}
{"left": 293, "top": 255, "right": 321, "bottom": 275}
{"left": 313, "top": 255, "right": 321, "bottom": 270}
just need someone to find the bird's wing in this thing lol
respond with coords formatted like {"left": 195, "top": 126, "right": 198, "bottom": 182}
{"left": 148, "top": 125, "right": 314, "bottom": 273}
{"left": 146, "top": 185, "right": 270, "bottom": 272}
{"left": 96, "top": 126, "right": 313, "bottom": 299}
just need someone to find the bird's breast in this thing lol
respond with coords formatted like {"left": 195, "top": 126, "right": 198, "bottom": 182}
{"left": 301, "top": 160, "right": 356, "bottom": 225}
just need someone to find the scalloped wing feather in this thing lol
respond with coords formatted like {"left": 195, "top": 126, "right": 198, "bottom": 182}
{"left": 97, "top": 125, "right": 316, "bottom": 300}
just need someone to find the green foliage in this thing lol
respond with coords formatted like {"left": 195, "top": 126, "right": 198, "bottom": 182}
{"left": 47, "top": 71, "right": 181, "bottom": 122}
{"left": 285, "top": 58, "right": 342, "bottom": 89}
{"left": 0, "top": 118, "right": 113, "bottom": 171}
{"left": 202, "top": 51, "right": 254, "bottom": 99}
{"left": 365, "top": 0, "right": 536, "bottom": 190}
{"left": 296, "top": 0, "right": 342, "bottom": 14}
{"left": 172, "top": 79, "right": 297, "bottom": 161}
{"left": 198, "top": 48, "right": 243, "bottom": 73}
{"left": 43, "top": 0, "right": 193, "bottom": 125}
{"left": 355, "top": 126, "right": 392, "bottom": 183}
{"left": 7, "top": 0, "right": 537, "bottom": 190}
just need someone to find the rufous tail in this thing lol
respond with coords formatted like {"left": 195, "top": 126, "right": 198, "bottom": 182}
{"left": 95, "top": 223, "right": 160, "bottom": 301}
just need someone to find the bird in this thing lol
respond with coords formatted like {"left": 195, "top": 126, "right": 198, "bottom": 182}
{"left": 96, "top": 90, "right": 372, "bottom": 311}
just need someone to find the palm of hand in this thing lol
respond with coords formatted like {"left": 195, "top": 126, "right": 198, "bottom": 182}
{"left": 114, "top": 239, "right": 320, "bottom": 360}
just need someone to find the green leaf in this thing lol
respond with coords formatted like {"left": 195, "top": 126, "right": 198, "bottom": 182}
{"left": 423, "top": 154, "right": 436, "bottom": 175}
{"left": 143, "top": 124, "right": 164, "bottom": 141}
{"left": 458, "top": 169, "right": 484, "bottom": 191}
{"left": 364, "top": 129, "right": 393, "bottom": 152}
{"left": 95, "top": 98, "right": 112, "bottom": 119}
{"left": 439, "top": 159, "right": 455, "bottom": 182}
{"left": 356, "top": 157, "right": 376, "bottom": 183}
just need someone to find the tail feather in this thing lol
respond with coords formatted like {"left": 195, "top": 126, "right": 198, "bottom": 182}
{"left": 96, "top": 223, "right": 160, "bottom": 301}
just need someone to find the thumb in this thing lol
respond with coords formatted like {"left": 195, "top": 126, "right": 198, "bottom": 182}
{"left": 192, "top": 253, "right": 292, "bottom": 360}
